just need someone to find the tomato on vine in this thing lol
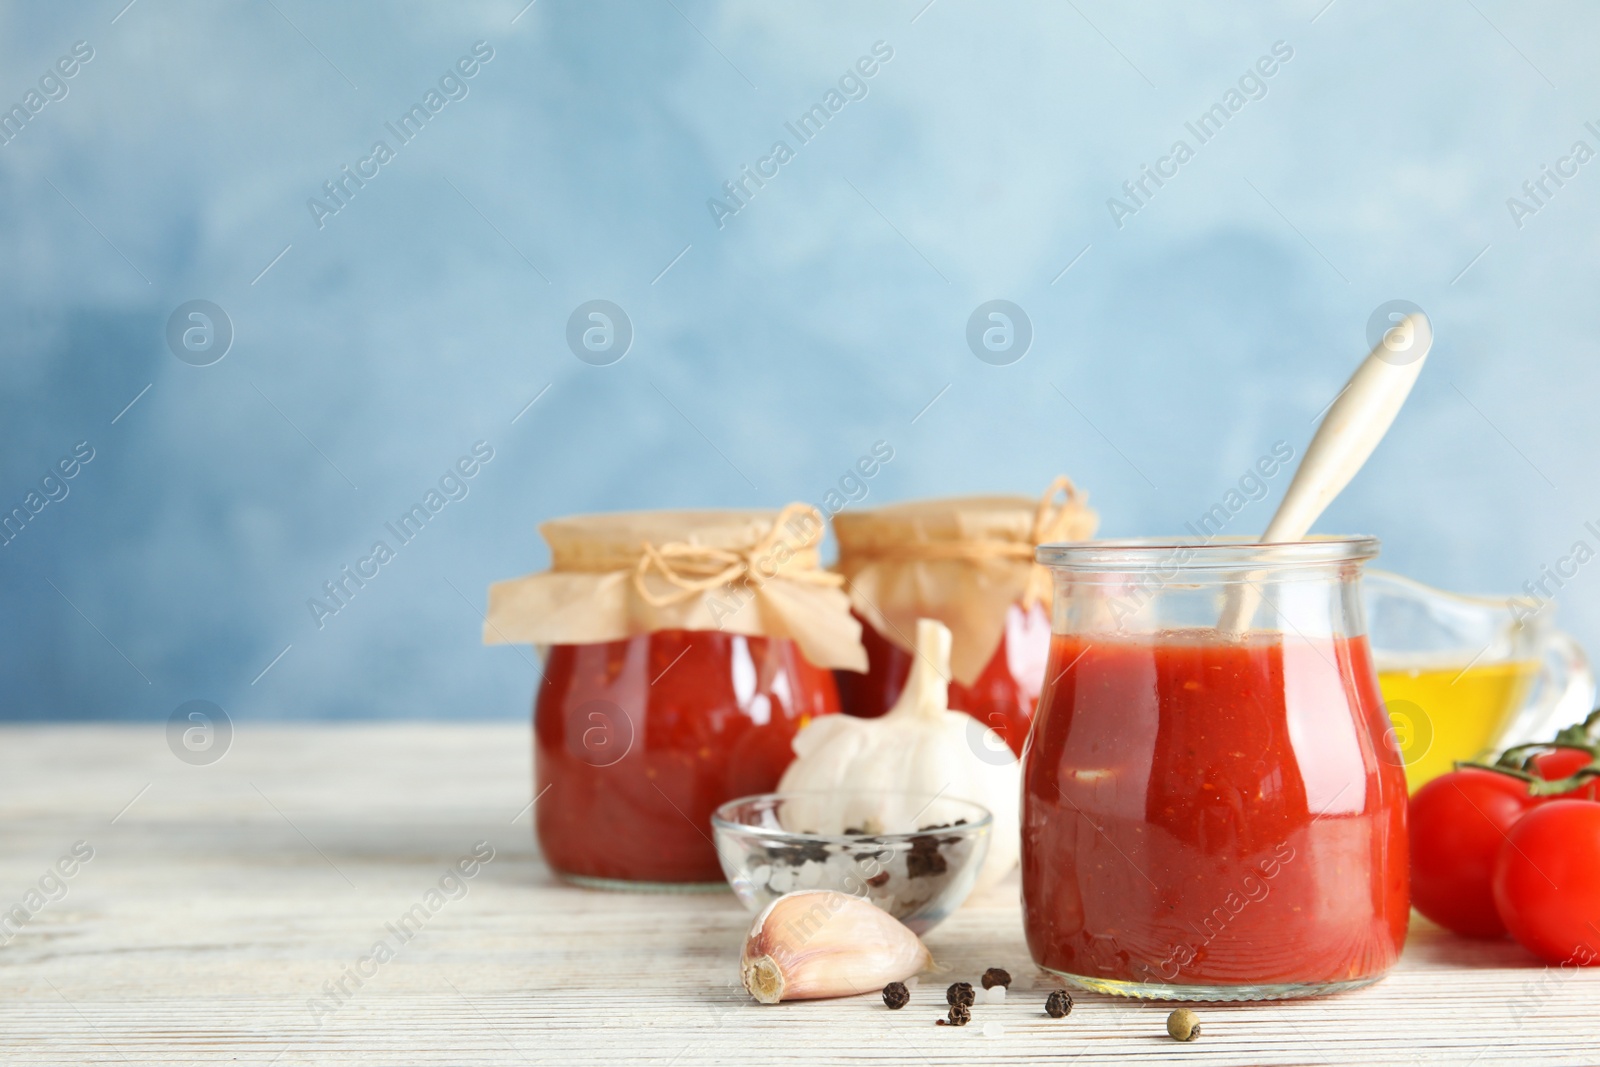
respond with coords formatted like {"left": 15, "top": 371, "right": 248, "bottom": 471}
{"left": 1492, "top": 800, "right": 1600, "bottom": 965}
{"left": 1496, "top": 710, "right": 1600, "bottom": 802}
{"left": 1525, "top": 747, "right": 1600, "bottom": 801}
{"left": 1410, "top": 708, "right": 1600, "bottom": 955}
{"left": 1409, "top": 768, "right": 1537, "bottom": 938}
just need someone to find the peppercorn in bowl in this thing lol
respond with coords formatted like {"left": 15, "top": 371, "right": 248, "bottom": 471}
{"left": 711, "top": 791, "right": 992, "bottom": 934}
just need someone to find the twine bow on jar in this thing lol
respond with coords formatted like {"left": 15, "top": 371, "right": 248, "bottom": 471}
{"left": 631, "top": 502, "right": 844, "bottom": 609}
{"left": 1019, "top": 475, "right": 1089, "bottom": 608}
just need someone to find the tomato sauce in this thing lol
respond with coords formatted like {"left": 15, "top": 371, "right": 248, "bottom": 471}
{"left": 1022, "top": 630, "right": 1409, "bottom": 990}
{"left": 535, "top": 629, "right": 839, "bottom": 885}
{"left": 836, "top": 604, "right": 1050, "bottom": 756}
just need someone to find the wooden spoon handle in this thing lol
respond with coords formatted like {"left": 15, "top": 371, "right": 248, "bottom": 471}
{"left": 1219, "top": 313, "right": 1433, "bottom": 635}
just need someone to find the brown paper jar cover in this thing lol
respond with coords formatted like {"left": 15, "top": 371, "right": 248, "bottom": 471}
{"left": 832, "top": 478, "right": 1098, "bottom": 686}
{"left": 483, "top": 503, "right": 867, "bottom": 671}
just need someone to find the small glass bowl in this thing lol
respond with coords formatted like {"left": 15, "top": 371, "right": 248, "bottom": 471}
{"left": 710, "top": 791, "right": 992, "bottom": 934}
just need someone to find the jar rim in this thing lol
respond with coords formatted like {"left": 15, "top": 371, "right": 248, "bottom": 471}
{"left": 1036, "top": 535, "right": 1380, "bottom": 570}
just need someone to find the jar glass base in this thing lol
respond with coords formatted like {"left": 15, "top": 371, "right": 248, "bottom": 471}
{"left": 559, "top": 872, "right": 730, "bottom": 894}
{"left": 1044, "top": 968, "right": 1385, "bottom": 1002}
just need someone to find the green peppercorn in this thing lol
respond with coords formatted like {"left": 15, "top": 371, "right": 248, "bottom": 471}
{"left": 1167, "top": 1008, "right": 1201, "bottom": 1042}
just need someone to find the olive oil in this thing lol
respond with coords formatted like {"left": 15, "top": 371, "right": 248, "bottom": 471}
{"left": 1378, "top": 659, "right": 1540, "bottom": 792}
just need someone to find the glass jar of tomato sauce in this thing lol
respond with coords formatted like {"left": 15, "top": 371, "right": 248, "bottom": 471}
{"left": 536, "top": 630, "right": 839, "bottom": 888}
{"left": 1022, "top": 537, "right": 1409, "bottom": 1000}
{"left": 832, "top": 480, "right": 1097, "bottom": 756}
{"left": 484, "top": 506, "right": 866, "bottom": 891}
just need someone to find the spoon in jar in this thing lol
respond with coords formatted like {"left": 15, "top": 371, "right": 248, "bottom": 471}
{"left": 1218, "top": 312, "right": 1434, "bottom": 636}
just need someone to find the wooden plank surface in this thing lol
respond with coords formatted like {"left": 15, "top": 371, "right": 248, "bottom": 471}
{"left": 0, "top": 723, "right": 1594, "bottom": 1065}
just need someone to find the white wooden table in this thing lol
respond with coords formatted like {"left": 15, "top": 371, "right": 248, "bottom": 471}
{"left": 0, "top": 724, "right": 1595, "bottom": 1065}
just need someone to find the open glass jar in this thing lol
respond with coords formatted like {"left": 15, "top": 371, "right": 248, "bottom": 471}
{"left": 484, "top": 505, "right": 866, "bottom": 890}
{"left": 1021, "top": 537, "right": 1410, "bottom": 1001}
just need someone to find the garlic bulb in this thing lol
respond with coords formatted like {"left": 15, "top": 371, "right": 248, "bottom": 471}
{"left": 778, "top": 619, "right": 1021, "bottom": 891}
{"left": 741, "top": 890, "right": 930, "bottom": 1003}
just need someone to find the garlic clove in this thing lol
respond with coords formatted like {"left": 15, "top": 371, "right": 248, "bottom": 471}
{"left": 740, "top": 890, "right": 931, "bottom": 1003}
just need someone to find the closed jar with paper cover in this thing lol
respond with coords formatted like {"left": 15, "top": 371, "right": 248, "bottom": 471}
{"left": 831, "top": 478, "right": 1098, "bottom": 755}
{"left": 484, "top": 505, "right": 865, "bottom": 889}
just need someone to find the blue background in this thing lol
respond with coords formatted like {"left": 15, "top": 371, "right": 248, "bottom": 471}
{"left": 3, "top": 0, "right": 1597, "bottom": 720}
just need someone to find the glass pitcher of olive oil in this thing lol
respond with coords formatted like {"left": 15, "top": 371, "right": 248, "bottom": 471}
{"left": 1365, "top": 570, "right": 1594, "bottom": 791}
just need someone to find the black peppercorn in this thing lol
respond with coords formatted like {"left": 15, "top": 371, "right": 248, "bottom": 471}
{"left": 881, "top": 982, "right": 910, "bottom": 1010}
{"left": 906, "top": 835, "right": 948, "bottom": 879}
{"left": 946, "top": 1003, "right": 971, "bottom": 1026}
{"left": 946, "top": 981, "right": 975, "bottom": 1007}
{"left": 1045, "top": 989, "right": 1073, "bottom": 1018}
{"left": 981, "top": 967, "right": 1012, "bottom": 989}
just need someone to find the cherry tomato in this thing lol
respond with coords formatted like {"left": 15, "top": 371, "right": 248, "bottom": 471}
{"left": 1492, "top": 800, "right": 1600, "bottom": 965}
{"left": 1409, "top": 768, "right": 1536, "bottom": 938}
{"left": 1530, "top": 746, "right": 1594, "bottom": 780}
{"left": 1529, "top": 747, "right": 1600, "bottom": 801}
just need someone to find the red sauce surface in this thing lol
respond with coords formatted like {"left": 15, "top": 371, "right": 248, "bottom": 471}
{"left": 535, "top": 629, "right": 838, "bottom": 884}
{"left": 835, "top": 604, "right": 1050, "bottom": 756}
{"left": 1022, "top": 631, "right": 1409, "bottom": 988}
